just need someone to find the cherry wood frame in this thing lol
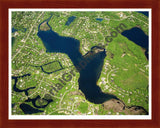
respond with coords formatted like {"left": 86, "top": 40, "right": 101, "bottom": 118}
{"left": 0, "top": 0, "right": 160, "bottom": 128}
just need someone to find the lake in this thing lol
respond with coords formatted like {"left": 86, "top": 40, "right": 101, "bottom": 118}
{"left": 37, "top": 16, "right": 119, "bottom": 104}
{"left": 65, "top": 16, "right": 76, "bottom": 26}
{"left": 121, "top": 27, "right": 149, "bottom": 60}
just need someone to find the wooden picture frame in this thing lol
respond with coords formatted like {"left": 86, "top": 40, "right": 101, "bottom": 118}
{"left": 0, "top": 0, "right": 160, "bottom": 128}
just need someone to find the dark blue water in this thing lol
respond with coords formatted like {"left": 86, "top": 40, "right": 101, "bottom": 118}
{"left": 37, "top": 30, "right": 83, "bottom": 66}
{"left": 12, "top": 74, "right": 36, "bottom": 96}
{"left": 12, "top": 103, "right": 15, "bottom": 108}
{"left": 12, "top": 37, "right": 15, "bottom": 47}
{"left": 25, "top": 95, "right": 53, "bottom": 108}
{"left": 37, "top": 17, "right": 83, "bottom": 67}
{"left": 12, "top": 27, "right": 17, "bottom": 33}
{"left": 121, "top": 27, "right": 149, "bottom": 60}
{"left": 41, "top": 61, "right": 63, "bottom": 74}
{"left": 37, "top": 16, "right": 119, "bottom": 104}
{"left": 137, "top": 11, "right": 149, "bottom": 17}
{"left": 29, "top": 61, "right": 64, "bottom": 74}
{"left": 78, "top": 47, "right": 118, "bottom": 103}
{"left": 12, "top": 27, "right": 27, "bottom": 33}
{"left": 20, "top": 103, "right": 44, "bottom": 114}
{"left": 96, "top": 18, "right": 103, "bottom": 22}
{"left": 14, "top": 15, "right": 149, "bottom": 114}
{"left": 12, "top": 28, "right": 17, "bottom": 47}
{"left": 12, "top": 74, "right": 53, "bottom": 114}
{"left": 65, "top": 16, "right": 76, "bottom": 26}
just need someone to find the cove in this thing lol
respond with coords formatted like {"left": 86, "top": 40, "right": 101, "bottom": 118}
{"left": 37, "top": 16, "right": 119, "bottom": 104}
